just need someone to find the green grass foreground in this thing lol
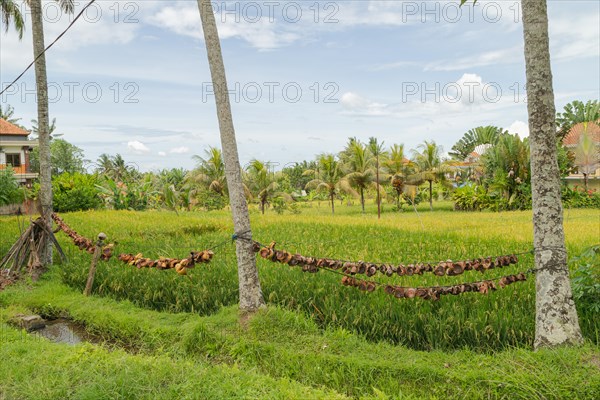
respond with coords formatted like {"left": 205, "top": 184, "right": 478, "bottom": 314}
{"left": 1, "top": 276, "right": 599, "bottom": 399}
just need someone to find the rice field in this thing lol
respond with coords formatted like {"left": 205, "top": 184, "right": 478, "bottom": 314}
{"left": 1, "top": 202, "right": 598, "bottom": 351}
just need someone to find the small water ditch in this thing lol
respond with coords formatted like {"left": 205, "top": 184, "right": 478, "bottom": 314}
{"left": 10, "top": 314, "right": 109, "bottom": 347}
{"left": 31, "top": 318, "right": 101, "bottom": 345}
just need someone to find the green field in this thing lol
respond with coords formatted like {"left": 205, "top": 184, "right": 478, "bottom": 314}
{"left": 1, "top": 204, "right": 599, "bottom": 399}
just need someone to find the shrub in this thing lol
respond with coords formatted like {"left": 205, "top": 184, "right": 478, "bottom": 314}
{"left": 53, "top": 172, "right": 102, "bottom": 212}
{"left": 452, "top": 184, "right": 490, "bottom": 211}
{"left": 562, "top": 186, "right": 600, "bottom": 209}
{"left": 0, "top": 166, "right": 24, "bottom": 206}
{"left": 571, "top": 245, "right": 600, "bottom": 314}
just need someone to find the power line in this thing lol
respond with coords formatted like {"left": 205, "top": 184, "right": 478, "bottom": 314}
{"left": 0, "top": 0, "right": 97, "bottom": 97}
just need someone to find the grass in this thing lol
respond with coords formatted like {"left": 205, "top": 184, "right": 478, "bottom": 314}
{"left": 1, "top": 204, "right": 594, "bottom": 351}
{"left": 0, "top": 203, "right": 598, "bottom": 397}
{"left": 1, "top": 276, "right": 599, "bottom": 399}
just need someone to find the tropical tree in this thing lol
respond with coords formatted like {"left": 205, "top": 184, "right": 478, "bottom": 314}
{"left": 341, "top": 140, "right": 375, "bottom": 213}
{"left": 481, "top": 133, "right": 530, "bottom": 208}
{"left": 188, "top": 146, "right": 226, "bottom": 196}
{"left": 383, "top": 144, "right": 414, "bottom": 209}
{"left": 410, "top": 140, "right": 446, "bottom": 210}
{"left": 29, "top": 138, "right": 84, "bottom": 175}
{"left": 25, "top": 0, "right": 74, "bottom": 264}
{"left": 368, "top": 137, "right": 387, "bottom": 219}
{"left": 0, "top": 0, "right": 23, "bottom": 39}
{"left": 449, "top": 126, "right": 506, "bottom": 160}
{"left": 197, "top": 0, "right": 264, "bottom": 313}
{"left": 304, "top": 153, "right": 351, "bottom": 214}
{"left": 521, "top": 0, "right": 583, "bottom": 348}
{"left": 574, "top": 127, "right": 599, "bottom": 191}
{"left": 0, "top": 103, "right": 22, "bottom": 125}
{"left": 245, "top": 159, "right": 285, "bottom": 214}
{"left": 556, "top": 100, "right": 600, "bottom": 138}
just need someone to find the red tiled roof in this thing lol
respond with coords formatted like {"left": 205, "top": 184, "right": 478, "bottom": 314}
{"left": 563, "top": 122, "right": 600, "bottom": 146}
{"left": 0, "top": 118, "right": 29, "bottom": 136}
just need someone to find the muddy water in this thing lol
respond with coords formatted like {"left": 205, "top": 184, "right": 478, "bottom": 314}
{"left": 32, "top": 319, "right": 99, "bottom": 345}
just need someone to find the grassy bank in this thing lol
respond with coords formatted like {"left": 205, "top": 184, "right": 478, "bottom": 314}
{"left": 1, "top": 276, "right": 599, "bottom": 399}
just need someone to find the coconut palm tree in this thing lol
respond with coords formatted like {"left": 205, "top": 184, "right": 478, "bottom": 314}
{"left": 410, "top": 140, "right": 446, "bottom": 210}
{"left": 341, "top": 140, "right": 375, "bottom": 214}
{"left": 0, "top": 0, "right": 24, "bottom": 38}
{"left": 368, "top": 137, "right": 387, "bottom": 219}
{"left": 383, "top": 144, "right": 414, "bottom": 210}
{"left": 304, "top": 153, "right": 352, "bottom": 215}
{"left": 188, "top": 146, "right": 226, "bottom": 196}
{"left": 520, "top": 0, "right": 583, "bottom": 348}
{"left": 196, "top": 0, "right": 264, "bottom": 312}
{"left": 25, "top": 0, "right": 74, "bottom": 264}
{"left": 244, "top": 159, "right": 287, "bottom": 214}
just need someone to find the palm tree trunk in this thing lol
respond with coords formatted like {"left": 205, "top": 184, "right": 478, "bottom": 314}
{"left": 428, "top": 180, "right": 433, "bottom": 210}
{"left": 330, "top": 191, "right": 335, "bottom": 214}
{"left": 583, "top": 173, "right": 588, "bottom": 192}
{"left": 30, "top": 0, "right": 52, "bottom": 265}
{"left": 376, "top": 156, "right": 381, "bottom": 219}
{"left": 522, "top": 0, "right": 582, "bottom": 349}
{"left": 360, "top": 188, "right": 365, "bottom": 213}
{"left": 197, "top": 0, "right": 264, "bottom": 313}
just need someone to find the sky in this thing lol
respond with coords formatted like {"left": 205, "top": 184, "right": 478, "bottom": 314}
{"left": 0, "top": 0, "right": 598, "bottom": 173}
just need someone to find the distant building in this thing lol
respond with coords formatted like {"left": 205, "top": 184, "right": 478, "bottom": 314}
{"left": 0, "top": 118, "right": 39, "bottom": 186}
{"left": 562, "top": 122, "right": 600, "bottom": 190}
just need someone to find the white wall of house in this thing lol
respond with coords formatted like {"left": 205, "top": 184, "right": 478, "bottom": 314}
{"left": 0, "top": 146, "right": 25, "bottom": 166}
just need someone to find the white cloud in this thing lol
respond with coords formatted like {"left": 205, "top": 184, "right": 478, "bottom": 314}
{"left": 127, "top": 140, "right": 150, "bottom": 154}
{"left": 340, "top": 92, "right": 390, "bottom": 116}
{"left": 169, "top": 146, "right": 190, "bottom": 154}
{"left": 424, "top": 46, "right": 522, "bottom": 72}
{"left": 158, "top": 151, "right": 167, "bottom": 157}
{"left": 506, "top": 120, "right": 529, "bottom": 137}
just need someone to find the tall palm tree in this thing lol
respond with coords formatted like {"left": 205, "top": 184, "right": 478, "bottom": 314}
{"left": 26, "top": 0, "right": 74, "bottom": 265}
{"left": 0, "top": 0, "right": 24, "bottom": 38}
{"left": 245, "top": 159, "right": 284, "bottom": 214}
{"left": 411, "top": 140, "right": 445, "bottom": 210}
{"left": 368, "top": 137, "right": 387, "bottom": 219}
{"left": 304, "top": 153, "right": 352, "bottom": 215}
{"left": 342, "top": 140, "right": 375, "bottom": 213}
{"left": 383, "top": 144, "right": 414, "bottom": 210}
{"left": 521, "top": 0, "right": 583, "bottom": 348}
{"left": 189, "top": 146, "right": 226, "bottom": 196}
{"left": 196, "top": 0, "right": 264, "bottom": 313}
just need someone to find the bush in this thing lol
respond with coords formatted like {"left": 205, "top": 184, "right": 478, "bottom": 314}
{"left": 562, "top": 186, "right": 600, "bottom": 208}
{"left": 452, "top": 184, "right": 490, "bottom": 211}
{"left": 196, "top": 189, "right": 227, "bottom": 211}
{"left": 0, "top": 167, "right": 24, "bottom": 206}
{"left": 571, "top": 245, "right": 600, "bottom": 314}
{"left": 53, "top": 172, "right": 102, "bottom": 212}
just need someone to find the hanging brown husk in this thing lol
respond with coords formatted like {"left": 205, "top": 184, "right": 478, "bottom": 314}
{"left": 253, "top": 241, "right": 520, "bottom": 278}
{"left": 52, "top": 213, "right": 113, "bottom": 260}
{"left": 117, "top": 250, "right": 214, "bottom": 275}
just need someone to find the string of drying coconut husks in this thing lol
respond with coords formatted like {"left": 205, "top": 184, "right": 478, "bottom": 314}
{"left": 117, "top": 250, "right": 214, "bottom": 275}
{"left": 251, "top": 240, "right": 530, "bottom": 301}
{"left": 252, "top": 241, "right": 527, "bottom": 277}
{"left": 51, "top": 213, "right": 113, "bottom": 260}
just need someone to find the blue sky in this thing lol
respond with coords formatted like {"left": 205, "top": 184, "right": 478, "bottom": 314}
{"left": 1, "top": 0, "right": 598, "bottom": 172}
